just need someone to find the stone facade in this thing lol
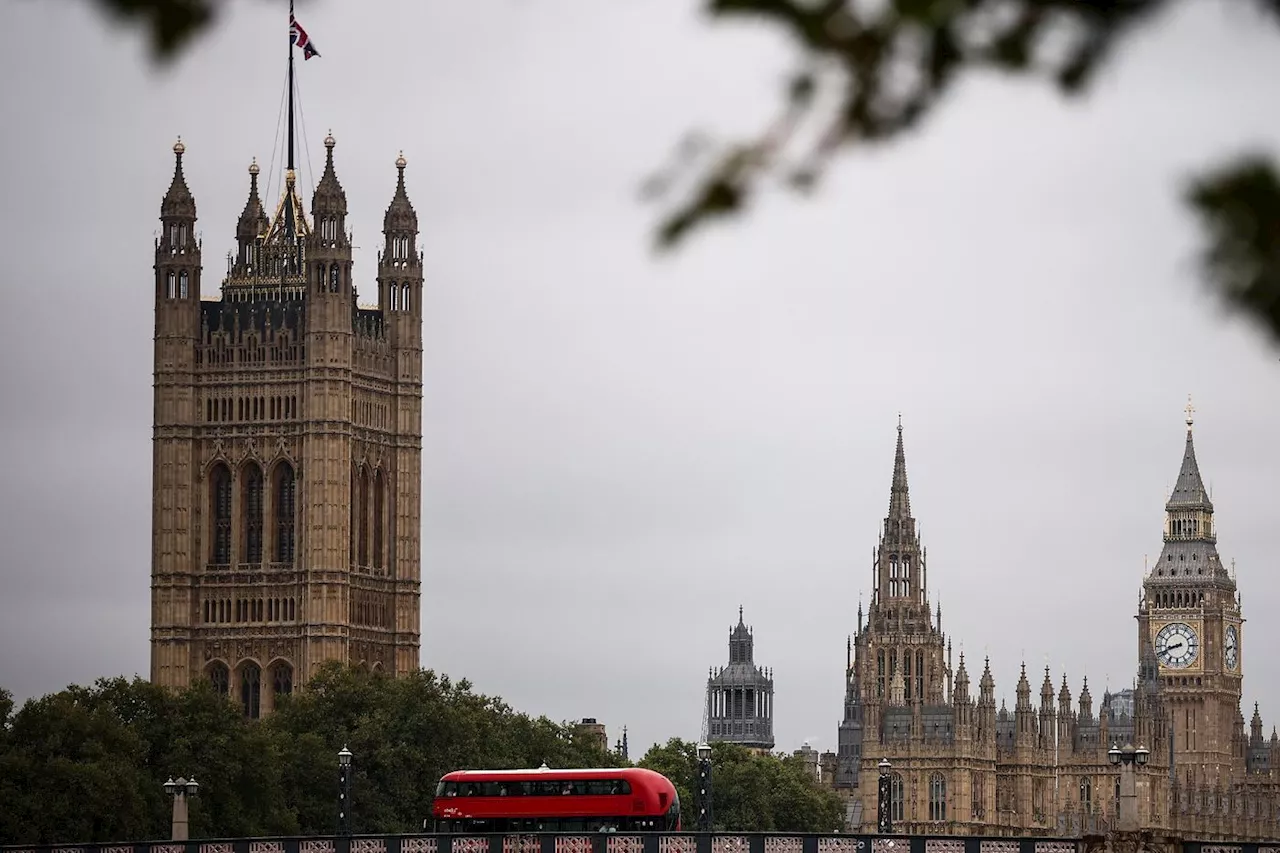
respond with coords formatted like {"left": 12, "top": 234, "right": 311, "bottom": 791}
{"left": 828, "top": 414, "right": 1280, "bottom": 840}
{"left": 706, "top": 608, "right": 776, "bottom": 752}
{"left": 148, "top": 136, "right": 424, "bottom": 717}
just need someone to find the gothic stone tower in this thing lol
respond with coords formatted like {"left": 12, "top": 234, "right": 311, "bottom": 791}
{"left": 1137, "top": 403, "right": 1244, "bottom": 787}
{"left": 706, "top": 607, "right": 776, "bottom": 752}
{"left": 149, "top": 136, "right": 424, "bottom": 717}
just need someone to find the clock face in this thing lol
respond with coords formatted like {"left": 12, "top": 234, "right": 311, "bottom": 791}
{"left": 1156, "top": 622, "right": 1199, "bottom": 669}
{"left": 1225, "top": 625, "right": 1239, "bottom": 670}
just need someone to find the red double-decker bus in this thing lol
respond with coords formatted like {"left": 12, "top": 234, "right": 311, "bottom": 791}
{"left": 432, "top": 766, "right": 682, "bottom": 833}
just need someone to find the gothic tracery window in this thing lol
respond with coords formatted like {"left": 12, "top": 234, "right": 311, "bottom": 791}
{"left": 242, "top": 464, "right": 264, "bottom": 563}
{"left": 210, "top": 463, "right": 232, "bottom": 565}
{"left": 272, "top": 662, "right": 293, "bottom": 699}
{"left": 1080, "top": 777, "right": 1093, "bottom": 812}
{"left": 273, "top": 463, "right": 296, "bottom": 563}
{"left": 357, "top": 467, "right": 370, "bottom": 566}
{"left": 890, "top": 772, "right": 905, "bottom": 823}
{"left": 929, "top": 772, "right": 947, "bottom": 821}
{"left": 241, "top": 663, "right": 262, "bottom": 719}
{"left": 329, "top": 263, "right": 340, "bottom": 292}
{"left": 373, "top": 470, "right": 385, "bottom": 569}
{"left": 208, "top": 662, "right": 230, "bottom": 696}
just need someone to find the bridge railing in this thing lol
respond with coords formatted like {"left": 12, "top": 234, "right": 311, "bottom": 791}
{"left": 0, "top": 832, "right": 1086, "bottom": 853}
{"left": 3, "top": 833, "right": 1276, "bottom": 853}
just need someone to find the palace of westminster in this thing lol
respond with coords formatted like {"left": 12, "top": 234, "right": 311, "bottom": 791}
{"left": 147, "top": 105, "right": 1279, "bottom": 840}
{"left": 703, "top": 414, "right": 1280, "bottom": 840}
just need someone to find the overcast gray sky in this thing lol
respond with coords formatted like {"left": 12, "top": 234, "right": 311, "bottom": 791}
{"left": 1, "top": 0, "right": 1278, "bottom": 760}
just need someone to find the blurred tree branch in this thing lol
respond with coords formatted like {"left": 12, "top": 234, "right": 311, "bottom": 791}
{"left": 79, "top": 0, "right": 1280, "bottom": 345}
{"left": 645, "top": 0, "right": 1280, "bottom": 345}
{"left": 83, "top": 0, "right": 220, "bottom": 62}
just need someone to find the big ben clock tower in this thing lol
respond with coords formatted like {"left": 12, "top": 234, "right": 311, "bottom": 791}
{"left": 1137, "top": 400, "right": 1245, "bottom": 787}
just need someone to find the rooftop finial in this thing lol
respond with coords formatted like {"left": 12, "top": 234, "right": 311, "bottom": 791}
{"left": 249, "top": 157, "right": 259, "bottom": 176}
{"left": 738, "top": 604, "right": 744, "bottom": 623}
{"left": 396, "top": 150, "right": 407, "bottom": 170}
{"left": 324, "top": 129, "right": 336, "bottom": 150}
{"left": 1185, "top": 394, "right": 1195, "bottom": 430}
{"left": 173, "top": 136, "right": 185, "bottom": 157}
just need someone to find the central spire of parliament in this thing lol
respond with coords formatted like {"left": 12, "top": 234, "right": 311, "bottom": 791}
{"left": 148, "top": 5, "right": 424, "bottom": 719}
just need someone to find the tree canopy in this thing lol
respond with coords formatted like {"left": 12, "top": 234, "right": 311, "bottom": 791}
{"left": 0, "top": 666, "right": 620, "bottom": 845}
{"left": 0, "top": 670, "right": 848, "bottom": 844}
{"left": 76, "top": 0, "right": 1280, "bottom": 346}
{"left": 638, "top": 738, "right": 846, "bottom": 833}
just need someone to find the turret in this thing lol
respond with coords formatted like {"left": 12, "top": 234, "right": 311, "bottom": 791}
{"left": 306, "top": 132, "right": 353, "bottom": 333}
{"left": 231, "top": 158, "right": 270, "bottom": 273}
{"left": 1058, "top": 674, "right": 1074, "bottom": 746}
{"left": 1015, "top": 662, "right": 1036, "bottom": 747}
{"left": 379, "top": 151, "right": 422, "bottom": 325}
{"left": 1039, "top": 666, "right": 1056, "bottom": 750}
{"left": 156, "top": 139, "right": 202, "bottom": 310}
{"left": 977, "top": 657, "right": 996, "bottom": 743}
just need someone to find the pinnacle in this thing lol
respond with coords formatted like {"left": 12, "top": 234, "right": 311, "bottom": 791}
{"left": 887, "top": 419, "right": 912, "bottom": 519}
{"left": 1167, "top": 410, "right": 1213, "bottom": 511}
{"left": 161, "top": 137, "right": 196, "bottom": 219}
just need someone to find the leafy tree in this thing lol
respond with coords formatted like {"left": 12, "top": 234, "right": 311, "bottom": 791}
{"left": 72, "top": 0, "right": 1280, "bottom": 347}
{"left": 639, "top": 738, "right": 844, "bottom": 832}
{"left": 0, "top": 666, "right": 625, "bottom": 844}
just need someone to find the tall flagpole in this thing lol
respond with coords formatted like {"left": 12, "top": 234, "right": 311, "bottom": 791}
{"left": 284, "top": 0, "right": 297, "bottom": 249}
{"left": 287, "top": 0, "right": 296, "bottom": 175}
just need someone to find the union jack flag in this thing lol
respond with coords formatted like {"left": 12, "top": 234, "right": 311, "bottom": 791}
{"left": 290, "top": 14, "right": 321, "bottom": 60}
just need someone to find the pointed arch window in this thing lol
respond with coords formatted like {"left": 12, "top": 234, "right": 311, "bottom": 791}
{"left": 904, "top": 651, "right": 913, "bottom": 700}
{"left": 916, "top": 650, "right": 925, "bottom": 700}
{"left": 272, "top": 662, "right": 293, "bottom": 698}
{"left": 1080, "top": 777, "right": 1093, "bottom": 812}
{"left": 401, "top": 283, "right": 411, "bottom": 312}
{"left": 210, "top": 463, "right": 232, "bottom": 565}
{"left": 373, "top": 470, "right": 385, "bottom": 569}
{"left": 242, "top": 464, "right": 264, "bottom": 563}
{"left": 389, "top": 281, "right": 399, "bottom": 311}
{"left": 877, "top": 649, "right": 886, "bottom": 697}
{"left": 971, "top": 774, "right": 986, "bottom": 820}
{"left": 329, "top": 263, "right": 341, "bottom": 293}
{"left": 350, "top": 468, "right": 358, "bottom": 565}
{"left": 890, "top": 773, "right": 905, "bottom": 823}
{"left": 929, "top": 772, "right": 947, "bottom": 821}
{"left": 357, "top": 467, "right": 370, "bottom": 566}
{"left": 208, "top": 662, "right": 230, "bottom": 696}
{"left": 241, "top": 663, "right": 262, "bottom": 719}
{"left": 179, "top": 270, "right": 189, "bottom": 299}
{"left": 273, "top": 463, "right": 296, "bottom": 563}
{"left": 166, "top": 271, "right": 176, "bottom": 299}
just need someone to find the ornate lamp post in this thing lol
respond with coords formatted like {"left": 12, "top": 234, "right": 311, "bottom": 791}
{"left": 163, "top": 776, "right": 199, "bottom": 841}
{"left": 338, "top": 745, "right": 353, "bottom": 836}
{"left": 1108, "top": 741, "right": 1150, "bottom": 832}
{"left": 877, "top": 758, "right": 893, "bottom": 834}
{"left": 695, "top": 741, "right": 714, "bottom": 832}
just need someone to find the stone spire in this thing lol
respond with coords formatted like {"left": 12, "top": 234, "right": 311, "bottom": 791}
{"left": 161, "top": 138, "right": 196, "bottom": 220}
{"left": 236, "top": 158, "right": 269, "bottom": 244}
{"left": 954, "top": 653, "right": 971, "bottom": 702}
{"left": 1149, "top": 398, "right": 1227, "bottom": 586}
{"left": 888, "top": 415, "right": 911, "bottom": 520}
{"left": 311, "top": 131, "right": 348, "bottom": 221}
{"left": 383, "top": 151, "right": 418, "bottom": 233}
{"left": 1168, "top": 396, "right": 1212, "bottom": 512}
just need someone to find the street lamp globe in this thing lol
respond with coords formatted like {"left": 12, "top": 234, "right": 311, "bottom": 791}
{"left": 878, "top": 758, "right": 892, "bottom": 775}
{"left": 163, "top": 777, "right": 177, "bottom": 796}
{"left": 338, "top": 745, "right": 353, "bottom": 768}
{"left": 187, "top": 777, "right": 199, "bottom": 796}
{"left": 697, "top": 742, "right": 712, "bottom": 762}
{"left": 1107, "top": 744, "right": 1121, "bottom": 766}
{"left": 1136, "top": 746, "right": 1150, "bottom": 766}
